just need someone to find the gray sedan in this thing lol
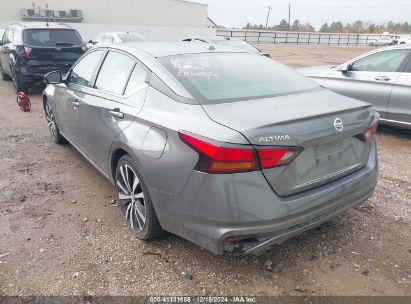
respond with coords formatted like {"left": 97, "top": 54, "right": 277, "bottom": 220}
{"left": 43, "top": 42, "right": 378, "bottom": 254}
{"left": 300, "top": 46, "right": 411, "bottom": 129}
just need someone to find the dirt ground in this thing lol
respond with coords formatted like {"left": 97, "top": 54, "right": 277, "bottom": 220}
{"left": 0, "top": 45, "right": 410, "bottom": 296}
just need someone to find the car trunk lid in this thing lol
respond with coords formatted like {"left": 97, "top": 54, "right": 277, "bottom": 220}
{"left": 202, "top": 89, "right": 374, "bottom": 196}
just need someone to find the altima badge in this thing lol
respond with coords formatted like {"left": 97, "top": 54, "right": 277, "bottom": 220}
{"left": 334, "top": 118, "right": 344, "bottom": 132}
{"left": 258, "top": 135, "right": 291, "bottom": 142}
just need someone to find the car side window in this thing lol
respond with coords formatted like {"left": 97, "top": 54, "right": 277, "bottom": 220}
{"left": 95, "top": 51, "right": 136, "bottom": 95}
{"left": 94, "top": 34, "right": 104, "bottom": 43}
{"left": 351, "top": 50, "right": 409, "bottom": 73}
{"left": 404, "top": 56, "right": 411, "bottom": 73}
{"left": 70, "top": 50, "right": 104, "bottom": 86}
{"left": 103, "top": 35, "right": 113, "bottom": 43}
{"left": 1, "top": 30, "right": 7, "bottom": 44}
{"left": 125, "top": 63, "right": 148, "bottom": 94}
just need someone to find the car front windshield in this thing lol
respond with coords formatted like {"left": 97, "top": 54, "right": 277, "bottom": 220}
{"left": 216, "top": 40, "right": 260, "bottom": 53}
{"left": 118, "top": 33, "right": 147, "bottom": 42}
{"left": 159, "top": 53, "right": 319, "bottom": 104}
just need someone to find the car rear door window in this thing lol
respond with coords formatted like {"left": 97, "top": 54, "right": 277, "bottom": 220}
{"left": 95, "top": 51, "right": 136, "bottom": 95}
{"left": 351, "top": 49, "right": 410, "bottom": 72}
{"left": 70, "top": 50, "right": 104, "bottom": 86}
{"left": 124, "top": 64, "right": 147, "bottom": 94}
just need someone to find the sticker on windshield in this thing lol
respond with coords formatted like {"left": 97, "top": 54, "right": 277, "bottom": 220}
{"left": 170, "top": 58, "right": 220, "bottom": 78}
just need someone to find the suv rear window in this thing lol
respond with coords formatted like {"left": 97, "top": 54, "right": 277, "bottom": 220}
{"left": 23, "top": 29, "right": 83, "bottom": 47}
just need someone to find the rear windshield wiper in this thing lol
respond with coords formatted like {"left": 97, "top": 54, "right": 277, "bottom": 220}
{"left": 55, "top": 42, "right": 75, "bottom": 47}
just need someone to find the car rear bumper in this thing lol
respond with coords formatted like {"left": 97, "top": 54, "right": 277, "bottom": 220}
{"left": 16, "top": 62, "right": 74, "bottom": 83}
{"left": 149, "top": 141, "right": 378, "bottom": 255}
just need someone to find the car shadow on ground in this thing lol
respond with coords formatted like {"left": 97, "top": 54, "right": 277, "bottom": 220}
{"left": 378, "top": 125, "right": 411, "bottom": 139}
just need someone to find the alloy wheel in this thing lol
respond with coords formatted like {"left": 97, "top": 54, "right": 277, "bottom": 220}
{"left": 117, "top": 164, "right": 146, "bottom": 232}
{"left": 45, "top": 100, "right": 58, "bottom": 140}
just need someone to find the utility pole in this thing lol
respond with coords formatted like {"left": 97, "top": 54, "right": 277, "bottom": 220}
{"left": 265, "top": 6, "right": 272, "bottom": 29}
{"left": 288, "top": 3, "right": 291, "bottom": 30}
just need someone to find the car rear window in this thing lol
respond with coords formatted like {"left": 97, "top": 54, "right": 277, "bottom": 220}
{"left": 159, "top": 53, "right": 319, "bottom": 104}
{"left": 23, "top": 29, "right": 83, "bottom": 47}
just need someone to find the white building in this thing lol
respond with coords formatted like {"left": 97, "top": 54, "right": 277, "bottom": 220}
{"left": 0, "top": 0, "right": 208, "bottom": 27}
{"left": 0, "top": 0, "right": 215, "bottom": 40}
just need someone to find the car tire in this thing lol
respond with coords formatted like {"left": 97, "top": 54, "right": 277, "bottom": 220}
{"left": 44, "top": 98, "right": 66, "bottom": 144}
{"left": 115, "top": 155, "right": 164, "bottom": 240}
{"left": 0, "top": 64, "right": 12, "bottom": 81}
{"left": 11, "top": 68, "right": 29, "bottom": 93}
{"left": 369, "top": 42, "right": 374, "bottom": 46}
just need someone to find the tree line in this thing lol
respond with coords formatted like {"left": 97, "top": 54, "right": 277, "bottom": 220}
{"left": 244, "top": 20, "right": 411, "bottom": 34}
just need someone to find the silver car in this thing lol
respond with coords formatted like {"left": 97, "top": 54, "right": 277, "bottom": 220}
{"left": 300, "top": 46, "right": 411, "bottom": 129}
{"left": 43, "top": 42, "right": 378, "bottom": 254}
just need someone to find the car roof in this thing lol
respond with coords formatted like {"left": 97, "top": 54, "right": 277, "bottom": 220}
{"left": 185, "top": 36, "right": 240, "bottom": 42}
{"left": 9, "top": 22, "right": 73, "bottom": 30}
{"left": 100, "top": 32, "right": 140, "bottom": 35}
{"left": 114, "top": 41, "right": 251, "bottom": 57}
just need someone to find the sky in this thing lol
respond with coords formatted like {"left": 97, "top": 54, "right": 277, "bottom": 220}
{"left": 193, "top": 0, "right": 411, "bottom": 29}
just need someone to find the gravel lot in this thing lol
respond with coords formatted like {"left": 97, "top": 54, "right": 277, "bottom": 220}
{"left": 0, "top": 45, "right": 410, "bottom": 296}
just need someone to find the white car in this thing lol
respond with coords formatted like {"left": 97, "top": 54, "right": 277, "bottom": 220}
{"left": 87, "top": 32, "right": 147, "bottom": 48}
{"left": 369, "top": 37, "right": 398, "bottom": 46}
{"left": 398, "top": 35, "right": 411, "bottom": 45}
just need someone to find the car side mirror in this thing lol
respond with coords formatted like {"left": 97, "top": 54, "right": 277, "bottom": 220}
{"left": 45, "top": 71, "right": 62, "bottom": 84}
{"left": 339, "top": 64, "right": 351, "bottom": 73}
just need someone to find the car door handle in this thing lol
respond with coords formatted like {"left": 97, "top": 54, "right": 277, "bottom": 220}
{"left": 109, "top": 108, "right": 124, "bottom": 119}
{"left": 374, "top": 76, "right": 391, "bottom": 81}
{"left": 71, "top": 100, "right": 80, "bottom": 109}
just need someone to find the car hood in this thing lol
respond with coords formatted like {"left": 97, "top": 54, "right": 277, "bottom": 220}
{"left": 297, "top": 65, "right": 336, "bottom": 78}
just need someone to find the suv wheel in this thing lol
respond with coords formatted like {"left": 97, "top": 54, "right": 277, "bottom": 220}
{"left": 115, "top": 155, "right": 163, "bottom": 240}
{"left": 44, "top": 98, "right": 65, "bottom": 144}
{"left": 0, "top": 65, "right": 11, "bottom": 81}
{"left": 11, "top": 68, "right": 29, "bottom": 93}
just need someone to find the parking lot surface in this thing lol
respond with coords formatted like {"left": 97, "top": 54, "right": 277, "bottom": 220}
{"left": 0, "top": 45, "right": 410, "bottom": 296}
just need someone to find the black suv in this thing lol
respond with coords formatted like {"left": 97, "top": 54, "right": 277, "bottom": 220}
{"left": 0, "top": 23, "right": 86, "bottom": 92}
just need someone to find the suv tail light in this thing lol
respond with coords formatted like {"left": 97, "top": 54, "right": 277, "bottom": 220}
{"left": 24, "top": 47, "right": 32, "bottom": 57}
{"left": 16, "top": 46, "right": 32, "bottom": 57}
{"left": 356, "top": 113, "right": 380, "bottom": 142}
{"left": 179, "top": 132, "right": 302, "bottom": 174}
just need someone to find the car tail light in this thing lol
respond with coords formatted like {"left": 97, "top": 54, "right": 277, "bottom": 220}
{"left": 356, "top": 113, "right": 380, "bottom": 142}
{"left": 17, "top": 46, "right": 32, "bottom": 57}
{"left": 24, "top": 47, "right": 32, "bottom": 57}
{"left": 257, "top": 147, "right": 302, "bottom": 169}
{"left": 179, "top": 133, "right": 257, "bottom": 173}
{"left": 180, "top": 132, "right": 302, "bottom": 174}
